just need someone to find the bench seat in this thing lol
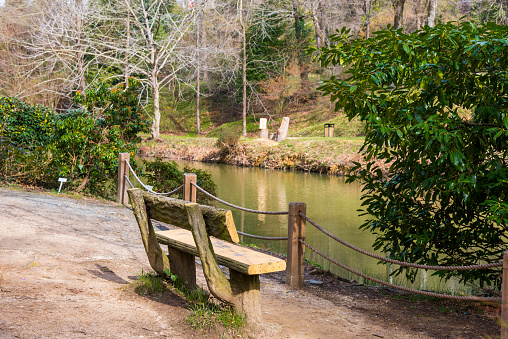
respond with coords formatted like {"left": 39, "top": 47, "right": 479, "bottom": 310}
{"left": 156, "top": 229, "right": 286, "bottom": 275}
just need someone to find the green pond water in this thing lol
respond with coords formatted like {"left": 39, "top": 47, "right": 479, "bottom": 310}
{"left": 138, "top": 158, "right": 470, "bottom": 294}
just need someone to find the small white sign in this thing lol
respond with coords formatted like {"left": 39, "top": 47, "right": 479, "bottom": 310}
{"left": 57, "top": 177, "right": 67, "bottom": 194}
{"left": 146, "top": 185, "right": 154, "bottom": 191}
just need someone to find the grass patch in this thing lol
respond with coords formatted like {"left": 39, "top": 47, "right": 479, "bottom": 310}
{"left": 132, "top": 270, "right": 246, "bottom": 336}
{"left": 305, "top": 259, "right": 324, "bottom": 270}
{"left": 288, "top": 114, "right": 365, "bottom": 138}
{"left": 207, "top": 116, "right": 259, "bottom": 137}
{"left": 133, "top": 269, "right": 167, "bottom": 295}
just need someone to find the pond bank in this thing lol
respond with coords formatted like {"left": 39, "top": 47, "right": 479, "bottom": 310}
{"left": 139, "top": 135, "right": 377, "bottom": 176}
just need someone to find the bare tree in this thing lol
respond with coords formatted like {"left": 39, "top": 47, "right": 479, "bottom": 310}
{"left": 292, "top": 0, "right": 309, "bottom": 90}
{"left": 306, "top": 0, "right": 328, "bottom": 48}
{"left": 114, "top": 0, "right": 199, "bottom": 139}
{"left": 12, "top": 0, "right": 104, "bottom": 106}
{"left": 0, "top": 2, "right": 30, "bottom": 99}
{"left": 427, "top": 0, "right": 437, "bottom": 27}
{"left": 195, "top": 2, "right": 201, "bottom": 135}
{"left": 392, "top": 0, "right": 405, "bottom": 29}
{"left": 360, "top": 0, "right": 378, "bottom": 38}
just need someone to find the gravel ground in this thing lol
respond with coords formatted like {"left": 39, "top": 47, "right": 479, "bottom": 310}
{"left": 0, "top": 187, "right": 499, "bottom": 338}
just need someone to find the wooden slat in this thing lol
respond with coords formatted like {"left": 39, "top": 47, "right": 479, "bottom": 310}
{"left": 142, "top": 192, "right": 239, "bottom": 243}
{"left": 156, "top": 229, "right": 286, "bottom": 275}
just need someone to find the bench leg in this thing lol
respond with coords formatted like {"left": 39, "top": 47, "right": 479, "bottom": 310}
{"left": 185, "top": 203, "right": 262, "bottom": 323}
{"left": 167, "top": 247, "right": 197, "bottom": 289}
{"left": 128, "top": 188, "right": 170, "bottom": 275}
{"left": 230, "top": 270, "right": 261, "bottom": 323}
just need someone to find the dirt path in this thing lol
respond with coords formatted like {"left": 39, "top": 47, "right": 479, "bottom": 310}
{"left": 0, "top": 187, "right": 498, "bottom": 338}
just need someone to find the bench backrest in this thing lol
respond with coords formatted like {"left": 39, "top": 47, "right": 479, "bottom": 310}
{"left": 141, "top": 191, "right": 239, "bottom": 243}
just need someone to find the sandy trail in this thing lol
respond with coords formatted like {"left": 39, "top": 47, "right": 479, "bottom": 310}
{"left": 0, "top": 188, "right": 490, "bottom": 338}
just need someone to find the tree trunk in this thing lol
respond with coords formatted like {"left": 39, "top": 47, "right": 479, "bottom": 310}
{"left": 125, "top": 6, "right": 131, "bottom": 88}
{"left": 292, "top": 0, "right": 308, "bottom": 90}
{"left": 151, "top": 69, "right": 160, "bottom": 140}
{"left": 196, "top": 9, "right": 201, "bottom": 135}
{"left": 240, "top": 0, "right": 247, "bottom": 137}
{"left": 427, "top": 0, "right": 436, "bottom": 27}
{"left": 318, "top": 0, "right": 327, "bottom": 46}
{"left": 503, "top": 0, "right": 508, "bottom": 25}
{"left": 393, "top": 0, "right": 406, "bottom": 30}
{"left": 202, "top": 13, "right": 208, "bottom": 82}
{"left": 76, "top": 0, "right": 86, "bottom": 98}
{"left": 365, "top": 0, "right": 372, "bottom": 38}
{"left": 311, "top": 8, "right": 323, "bottom": 49}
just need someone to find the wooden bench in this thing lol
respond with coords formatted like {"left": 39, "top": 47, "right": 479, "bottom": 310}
{"left": 127, "top": 188, "right": 286, "bottom": 323}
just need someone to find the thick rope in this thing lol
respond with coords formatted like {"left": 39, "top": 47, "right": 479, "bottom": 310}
{"left": 124, "top": 159, "right": 184, "bottom": 196}
{"left": 299, "top": 239, "right": 501, "bottom": 302}
{"left": 125, "top": 175, "right": 134, "bottom": 189}
{"left": 191, "top": 182, "right": 289, "bottom": 215}
{"left": 299, "top": 212, "right": 503, "bottom": 271}
{"left": 237, "top": 231, "right": 288, "bottom": 241}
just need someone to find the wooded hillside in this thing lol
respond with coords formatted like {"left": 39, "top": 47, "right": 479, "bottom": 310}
{"left": 0, "top": 0, "right": 505, "bottom": 138}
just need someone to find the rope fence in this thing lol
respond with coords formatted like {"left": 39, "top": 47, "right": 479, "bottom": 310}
{"left": 237, "top": 231, "right": 288, "bottom": 241}
{"left": 299, "top": 238, "right": 501, "bottom": 302}
{"left": 191, "top": 182, "right": 289, "bottom": 215}
{"left": 124, "top": 159, "right": 183, "bottom": 196}
{"left": 117, "top": 153, "right": 506, "bottom": 324}
{"left": 125, "top": 175, "right": 134, "bottom": 189}
{"left": 299, "top": 212, "right": 503, "bottom": 271}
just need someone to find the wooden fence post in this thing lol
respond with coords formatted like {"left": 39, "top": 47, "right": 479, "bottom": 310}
{"left": 117, "top": 153, "right": 130, "bottom": 205}
{"left": 502, "top": 251, "right": 508, "bottom": 339}
{"left": 286, "top": 202, "right": 306, "bottom": 289}
{"left": 183, "top": 173, "right": 197, "bottom": 203}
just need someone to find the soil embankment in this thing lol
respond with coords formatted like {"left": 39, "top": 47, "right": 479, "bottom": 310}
{"left": 139, "top": 136, "right": 372, "bottom": 176}
{"left": 0, "top": 187, "right": 498, "bottom": 338}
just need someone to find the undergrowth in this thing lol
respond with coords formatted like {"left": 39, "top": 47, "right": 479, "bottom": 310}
{"left": 133, "top": 270, "right": 246, "bottom": 336}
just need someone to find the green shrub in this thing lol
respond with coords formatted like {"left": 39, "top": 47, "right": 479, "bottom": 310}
{"left": 51, "top": 109, "right": 134, "bottom": 197}
{"left": 0, "top": 80, "right": 148, "bottom": 199}
{"left": 318, "top": 21, "right": 508, "bottom": 289}
{"left": 215, "top": 126, "right": 241, "bottom": 161}
{"left": 183, "top": 165, "right": 218, "bottom": 206}
{"left": 0, "top": 98, "right": 56, "bottom": 187}
{"left": 0, "top": 96, "right": 55, "bottom": 147}
{"left": 143, "top": 157, "right": 182, "bottom": 194}
{"left": 73, "top": 78, "right": 149, "bottom": 143}
{"left": 143, "top": 157, "right": 218, "bottom": 206}
{"left": 0, "top": 137, "right": 55, "bottom": 187}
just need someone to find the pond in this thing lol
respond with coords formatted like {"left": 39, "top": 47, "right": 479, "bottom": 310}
{"left": 138, "top": 157, "right": 469, "bottom": 294}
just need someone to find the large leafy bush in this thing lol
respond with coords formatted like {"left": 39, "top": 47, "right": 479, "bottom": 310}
{"left": 143, "top": 157, "right": 218, "bottom": 206}
{"left": 318, "top": 22, "right": 508, "bottom": 289}
{"left": 0, "top": 96, "right": 55, "bottom": 147}
{"left": 0, "top": 80, "right": 148, "bottom": 198}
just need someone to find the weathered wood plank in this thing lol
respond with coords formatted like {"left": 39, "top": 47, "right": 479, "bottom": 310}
{"left": 127, "top": 188, "right": 170, "bottom": 275}
{"left": 185, "top": 203, "right": 236, "bottom": 308}
{"left": 156, "top": 229, "right": 286, "bottom": 275}
{"left": 142, "top": 192, "right": 239, "bottom": 243}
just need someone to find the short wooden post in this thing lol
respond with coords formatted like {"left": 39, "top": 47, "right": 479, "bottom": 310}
{"left": 117, "top": 153, "right": 130, "bottom": 205}
{"left": 286, "top": 202, "right": 306, "bottom": 289}
{"left": 183, "top": 173, "right": 197, "bottom": 203}
{"left": 167, "top": 247, "right": 197, "bottom": 289}
{"left": 502, "top": 251, "right": 508, "bottom": 339}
